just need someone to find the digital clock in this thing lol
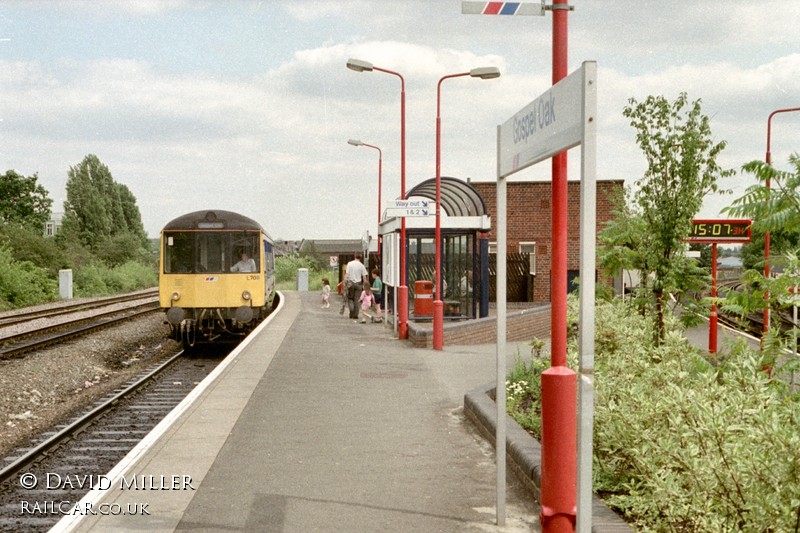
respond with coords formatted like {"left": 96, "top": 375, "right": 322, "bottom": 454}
{"left": 687, "top": 219, "right": 752, "bottom": 243}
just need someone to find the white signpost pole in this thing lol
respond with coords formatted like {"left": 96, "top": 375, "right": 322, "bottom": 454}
{"left": 576, "top": 61, "right": 597, "bottom": 533}
{"left": 495, "top": 124, "right": 507, "bottom": 525}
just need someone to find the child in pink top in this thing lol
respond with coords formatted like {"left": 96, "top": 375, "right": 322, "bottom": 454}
{"left": 358, "top": 282, "right": 375, "bottom": 323}
{"left": 321, "top": 278, "right": 331, "bottom": 308}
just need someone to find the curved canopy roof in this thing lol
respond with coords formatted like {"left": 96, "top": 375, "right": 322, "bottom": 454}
{"left": 405, "top": 177, "right": 487, "bottom": 217}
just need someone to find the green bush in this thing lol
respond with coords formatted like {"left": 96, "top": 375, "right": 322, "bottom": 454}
{"left": 0, "top": 245, "right": 58, "bottom": 309}
{"left": 0, "top": 223, "right": 67, "bottom": 276}
{"left": 275, "top": 254, "right": 333, "bottom": 292}
{"left": 94, "top": 233, "right": 152, "bottom": 267}
{"left": 73, "top": 260, "right": 156, "bottom": 297}
{"left": 505, "top": 345, "right": 549, "bottom": 440}
{"left": 276, "top": 254, "right": 318, "bottom": 283}
{"left": 507, "top": 298, "right": 800, "bottom": 531}
{"left": 73, "top": 263, "right": 110, "bottom": 296}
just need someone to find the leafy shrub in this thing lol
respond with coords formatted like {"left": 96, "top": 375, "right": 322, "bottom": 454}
{"left": 275, "top": 254, "right": 332, "bottom": 292}
{"left": 0, "top": 223, "right": 67, "bottom": 276}
{"left": 101, "top": 261, "right": 157, "bottom": 292}
{"left": 507, "top": 297, "right": 800, "bottom": 531}
{"left": 0, "top": 245, "right": 58, "bottom": 309}
{"left": 73, "top": 261, "right": 156, "bottom": 297}
{"left": 94, "top": 233, "right": 151, "bottom": 267}
{"left": 276, "top": 254, "right": 318, "bottom": 283}
{"left": 505, "top": 351, "right": 549, "bottom": 439}
{"left": 73, "top": 263, "right": 110, "bottom": 296}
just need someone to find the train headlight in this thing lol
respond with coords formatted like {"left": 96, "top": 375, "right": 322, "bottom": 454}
{"left": 242, "top": 290, "right": 251, "bottom": 301}
{"left": 171, "top": 291, "right": 181, "bottom": 302}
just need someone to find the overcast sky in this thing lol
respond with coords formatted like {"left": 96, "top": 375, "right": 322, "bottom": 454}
{"left": 1, "top": 1, "right": 798, "bottom": 240}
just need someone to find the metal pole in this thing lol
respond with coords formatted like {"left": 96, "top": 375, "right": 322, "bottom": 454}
{"left": 378, "top": 149, "right": 382, "bottom": 261}
{"left": 395, "top": 73, "right": 409, "bottom": 340}
{"left": 349, "top": 62, "right": 409, "bottom": 338}
{"left": 540, "top": 0, "right": 577, "bottom": 531}
{"left": 496, "top": 125, "right": 508, "bottom": 526}
{"left": 710, "top": 243, "right": 718, "bottom": 354}
{"left": 373, "top": 67, "right": 408, "bottom": 339}
{"left": 794, "top": 285, "right": 798, "bottom": 390}
{"left": 764, "top": 107, "right": 800, "bottom": 338}
{"left": 576, "top": 61, "right": 597, "bottom": 533}
{"left": 434, "top": 72, "right": 471, "bottom": 350}
{"left": 434, "top": 78, "right": 445, "bottom": 349}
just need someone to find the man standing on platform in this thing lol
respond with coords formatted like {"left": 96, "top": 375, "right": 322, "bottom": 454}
{"left": 344, "top": 253, "right": 368, "bottom": 320}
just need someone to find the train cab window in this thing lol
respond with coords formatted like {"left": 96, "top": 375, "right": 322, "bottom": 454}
{"left": 196, "top": 233, "right": 226, "bottom": 273}
{"left": 164, "top": 233, "right": 193, "bottom": 273}
{"left": 230, "top": 233, "right": 260, "bottom": 273}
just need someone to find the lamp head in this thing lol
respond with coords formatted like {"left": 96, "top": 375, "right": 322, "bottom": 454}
{"left": 469, "top": 67, "right": 501, "bottom": 79}
{"left": 347, "top": 139, "right": 363, "bottom": 146}
{"left": 346, "top": 59, "right": 374, "bottom": 72}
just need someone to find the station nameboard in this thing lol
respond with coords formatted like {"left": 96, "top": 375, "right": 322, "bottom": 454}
{"left": 687, "top": 219, "right": 752, "bottom": 243}
{"left": 497, "top": 63, "right": 586, "bottom": 179}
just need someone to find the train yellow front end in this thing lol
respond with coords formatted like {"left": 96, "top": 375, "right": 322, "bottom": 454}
{"left": 159, "top": 210, "right": 276, "bottom": 346}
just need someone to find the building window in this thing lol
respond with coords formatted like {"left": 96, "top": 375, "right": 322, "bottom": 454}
{"left": 519, "top": 242, "right": 536, "bottom": 275}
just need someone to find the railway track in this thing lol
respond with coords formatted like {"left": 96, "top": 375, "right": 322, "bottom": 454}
{"left": 0, "top": 292, "right": 161, "bottom": 360}
{"left": 715, "top": 280, "right": 799, "bottom": 340}
{"left": 0, "top": 347, "right": 225, "bottom": 532}
{"left": 0, "top": 290, "right": 158, "bottom": 329}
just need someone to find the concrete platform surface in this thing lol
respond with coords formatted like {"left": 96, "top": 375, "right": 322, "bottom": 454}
{"left": 54, "top": 291, "right": 540, "bottom": 533}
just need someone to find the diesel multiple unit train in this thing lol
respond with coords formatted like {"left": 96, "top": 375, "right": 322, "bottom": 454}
{"left": 159, "top": 209, "right": 276, "bottom": 346}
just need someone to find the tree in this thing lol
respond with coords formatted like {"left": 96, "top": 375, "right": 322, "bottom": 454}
{"left": 115, "top": 182, "right": 148, "bottom": 247}
{"left": 0, "top": 170, "right": 53, "bottom": 231}
{"left": 61, "top": 155, "right": 116, "bottom": 248}
{"left": 724, "top": 155, "right": 800, "bottom": 239}
{"left": 61, "top": 154, "right": 150, "bottom": 261}
{"left": 621, "top": 93, "right": 734, "bottom": 342}
{"left": 722, "top": 154, "right": 800, "bottom": 341}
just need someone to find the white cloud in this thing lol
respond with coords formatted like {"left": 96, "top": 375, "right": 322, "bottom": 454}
{"left": 1, "top": 2, "right": 799, "bottom": 240}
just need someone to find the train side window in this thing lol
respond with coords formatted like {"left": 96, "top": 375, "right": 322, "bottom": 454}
{"left": 263, "top": 241, "right": 274, "bottom": 273}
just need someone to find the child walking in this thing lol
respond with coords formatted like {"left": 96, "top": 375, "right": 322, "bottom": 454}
{"left": 358, "top": 281, "right": 375, "bottom": 323}
{"left": 321, "top": 278, "right": 331, "bottom": 308}
{"left": 370, "top": 269, "right": 383, "bottom": 313}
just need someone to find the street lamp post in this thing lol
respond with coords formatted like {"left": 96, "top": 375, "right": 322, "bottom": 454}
{"left": 433, "top": 67, "right": 500, "bottom": 350}
{"left": 763, "top": 107, "right": 800, "bottom": 336}
{"left": 348, "top": 139, "right": 383, "bottom": 263}
{"left": 347, "top": 59, "right": 409, "bottom": 339}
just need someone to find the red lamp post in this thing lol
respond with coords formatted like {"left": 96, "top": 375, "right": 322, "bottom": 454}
{"left": 763, "top": 107, "right": 800, "bottom": 335}
{"left": 346, "top": 59, "right": 409, "bottom": 339}
{"left": 347, "top": 139, "right": 382, "bottom": 262}
{"left": 433, "top": 67, "right": 500, "bottom": 350}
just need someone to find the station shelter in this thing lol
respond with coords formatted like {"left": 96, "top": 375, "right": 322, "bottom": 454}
{"left": 379, "top": 176, "right": 491, "bottom": 321}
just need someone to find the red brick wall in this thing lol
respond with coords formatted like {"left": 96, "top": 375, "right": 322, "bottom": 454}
{"left": 408, "top": 305, "right": 551, "bottom": 347}
{"left": 471, "top": 180, "right": 623, "bottom": 302}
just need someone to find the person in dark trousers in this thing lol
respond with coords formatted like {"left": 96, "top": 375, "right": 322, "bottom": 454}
{"left": 343, "top": 253, "right": 368, "bottom": 320}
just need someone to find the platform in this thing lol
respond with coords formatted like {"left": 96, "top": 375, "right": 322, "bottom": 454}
{"left": 53, "top": 291, "right": 540, "bottom": 532}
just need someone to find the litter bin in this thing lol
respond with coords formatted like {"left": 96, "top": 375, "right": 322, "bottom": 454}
{"left": 414, "top": 280, "right": 433, "bottom": 316}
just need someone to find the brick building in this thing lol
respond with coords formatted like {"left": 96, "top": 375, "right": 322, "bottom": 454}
{"left": 470, "top": 179, "right": 623, "bottom": 302}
